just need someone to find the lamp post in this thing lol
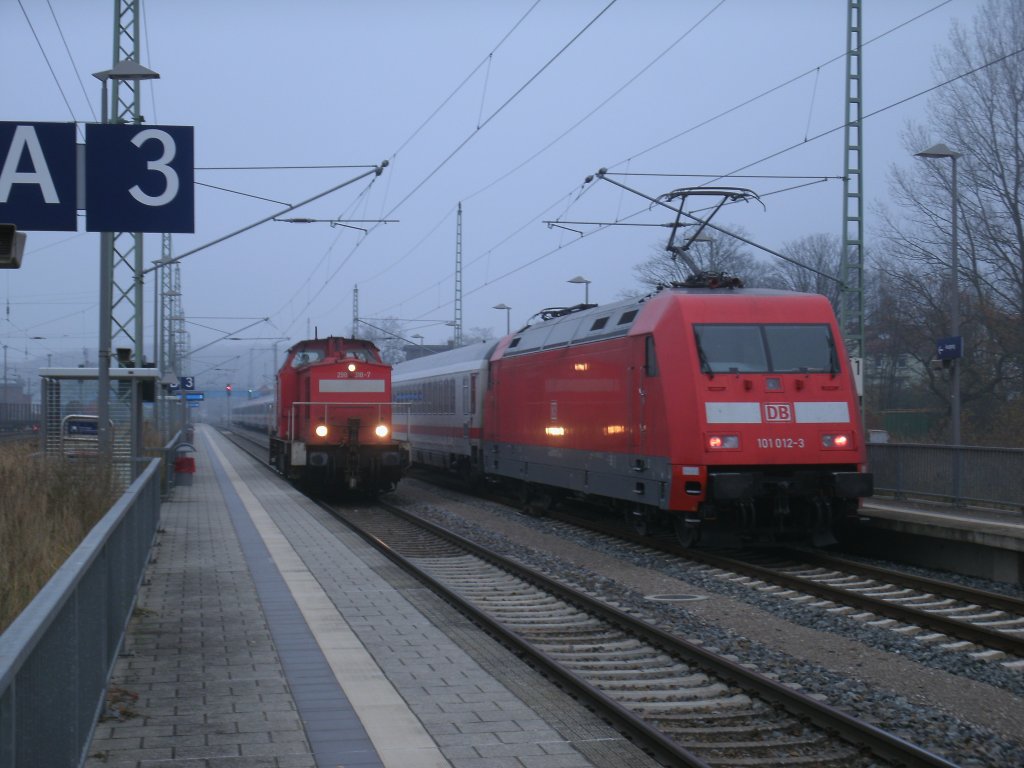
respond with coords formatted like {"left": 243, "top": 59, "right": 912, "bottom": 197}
{"left": 93, "top": 60, "right": 160, "bottom": 469}
{"left": 493, "top": 304, "right": 511, "bottom": 334}
{"left": 568, "top": 275, "right": 591, "bottom": 304}
{"left": 915, "top": 142, "right": 962, "bottom": 498}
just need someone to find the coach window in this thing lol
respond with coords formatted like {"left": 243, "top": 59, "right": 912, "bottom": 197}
{"left": 644, "top": 336, "right": 659, "bottom": 376}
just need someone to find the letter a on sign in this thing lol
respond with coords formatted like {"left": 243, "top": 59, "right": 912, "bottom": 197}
{"left": 0, "top": 122, "right": 77, "bottom": 231}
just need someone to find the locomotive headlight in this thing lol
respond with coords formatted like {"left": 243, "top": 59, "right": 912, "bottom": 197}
{"left": 375, "top": 424, "right": 390, "bottom": 438}
{"left": 315, "top": 424, "right": 329, "bottom": 438}
{"left": 347, "top": 363, "right": 357, "bottom": 372}
{"left": 707, "top": 434, "right": 739, "bottom": 450}
{"left": 822, "top": 433, "right": 851, "bottom": 449}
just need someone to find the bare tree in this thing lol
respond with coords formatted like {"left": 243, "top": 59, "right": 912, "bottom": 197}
{"left": 631, "top": 226, "right": 771, "bottom": 292}
{"left": 358, "top": 317, "right": 407, "bottom": 364}
{"left": 763, "top": 233, "right": 843, "bottom": 308}
{"left": 879, "top": 0, "right": 1024, "bottom": 444}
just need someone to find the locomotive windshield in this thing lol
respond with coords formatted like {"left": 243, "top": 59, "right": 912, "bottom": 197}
{"left": 694, "top": 323, "right": 838, "bottom": 374}
{"left": 290, "top": 350, "right": 324, "bottom": 366}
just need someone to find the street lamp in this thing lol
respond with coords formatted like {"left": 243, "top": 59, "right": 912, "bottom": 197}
{"left": 493, "top": 304, "right": 511, "bottom": 334}
{"left": 915, "top": 142, "right": 962, "bottom": 498}
{"left": 914, "top": 143, "right": 961, "bottom": 446}
{"left": 93, "top": 60, "right": 161, "bottom": 468}
{"left": 568, "top": 275, "right": 591, "bottom": 304}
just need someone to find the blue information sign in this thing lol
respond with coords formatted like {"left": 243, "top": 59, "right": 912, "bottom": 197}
{"left": 936, "top": 336, "right": 963, "bottom": 361}
{"left": 85, "top": 124, "right": 194, "bottom": 233}
{"left": 0, "top": 122, "right": 78, "bottom": 231}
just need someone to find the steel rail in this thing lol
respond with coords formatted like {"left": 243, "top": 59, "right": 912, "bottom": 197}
{"left": 549, "top": 510, "right": 1024, "bottom": 658}
{"left": 351, "top": 499, "right": 956, "bottom": 768}
{"left": 332, "top": 502, "right": 710, "bottom": 768}
{"left": 777, "top": 547, "right": 1024, "bottom": 615}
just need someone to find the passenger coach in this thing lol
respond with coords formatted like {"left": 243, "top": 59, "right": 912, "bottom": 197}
{"left": 393, "top": 278, "right": 872, "bottom": 545}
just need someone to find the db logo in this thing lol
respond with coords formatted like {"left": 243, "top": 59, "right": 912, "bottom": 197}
{"left": 764, "top": 403, "right": 793, "bottom": 422}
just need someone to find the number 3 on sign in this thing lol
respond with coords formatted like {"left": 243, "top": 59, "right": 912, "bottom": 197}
{"left": 129, "top": 129, "right": 178, "bottom": 206}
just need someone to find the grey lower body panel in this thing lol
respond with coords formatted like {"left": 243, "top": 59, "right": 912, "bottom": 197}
{"left": 483, "top": 440, "right": 672, "bottom": 509}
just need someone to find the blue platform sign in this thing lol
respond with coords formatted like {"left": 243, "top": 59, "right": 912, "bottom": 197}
{"left": 936, "top": 336, "right": 963, "bottom": 360}
{"left": 85, "top": 124, "right": 194, "bottom": 233}
{"left": 0, "top": 122, "right": 78, "bottom": 231}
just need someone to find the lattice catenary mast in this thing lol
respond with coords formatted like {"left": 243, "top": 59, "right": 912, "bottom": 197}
{"left": 839, "top": 0, "right": 865, "bottom": 363}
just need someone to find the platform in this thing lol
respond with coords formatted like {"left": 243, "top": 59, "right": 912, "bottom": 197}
{"left": 853, "top": 497, "right": 1024, "bottom": 585}
{"left": 84, "top": 424, "right": 654, "bottom": 768}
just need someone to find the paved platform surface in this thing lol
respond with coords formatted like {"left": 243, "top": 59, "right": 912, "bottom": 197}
{"left": 856, "top": 498, "right": 1024, "bottom": 584}
{"left": 85, "top": 424, "right": 655, "bottom": 768}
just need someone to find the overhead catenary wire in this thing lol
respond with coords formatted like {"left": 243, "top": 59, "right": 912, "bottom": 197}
{"left": 44, "top": 0, "right": 95, "bottom": 123}
{"left": 364, "top": 1, "right": 955, "bottom": 324}
{"left": 359, "top": 0, "right": 725, "bottom": 299}
{"left": 16, "top": 0, "right": 79, "bottom": 128}
{"left": 377, "top": 0, "right": 621, "bottom": 223}
{"left": 22, "top": 0, "right": 966, "bottom": 352}
{"left": 391, "top": 11, "right": 1019, "bottom": 327}
{"left": 268, "top": 0, "right": 625, "bottom": 333}
{"left": 141, "top": 164, "right": 388, "bottom": 275}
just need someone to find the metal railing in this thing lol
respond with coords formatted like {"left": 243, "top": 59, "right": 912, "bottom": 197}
{"left": 0, "top": 459, "right": 162, "bottom": 768}
{"left": 868, "top": 443, "right": 1024, "bottom": 510}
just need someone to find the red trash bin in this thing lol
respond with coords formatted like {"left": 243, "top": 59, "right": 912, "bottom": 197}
{"left": 174, "top": 455, "right": 195, "bottom": 486}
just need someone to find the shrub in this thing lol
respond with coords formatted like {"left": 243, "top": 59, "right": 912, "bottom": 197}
{"left": 0, "top": 443, "right": 115, "bottom": 633}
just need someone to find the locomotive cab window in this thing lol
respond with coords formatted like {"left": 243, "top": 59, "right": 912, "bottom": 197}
{"left": 764, "top": 325, "right": 839, "bottom": 373}
{"left": 343, "top": 349, "right": 375, "bottom": 362}
{"left": 694, "top": 324, "right": 838, "bottom": 374}
{"left": 291, "top": 350, "right": 323, "bottom": 367}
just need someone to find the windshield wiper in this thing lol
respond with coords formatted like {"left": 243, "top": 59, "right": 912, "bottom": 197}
{"left": 695, "top": 336, "right": 714, "bottom": 378}
{"left": 826, "top": 332, "right": 839, "bottom": 377}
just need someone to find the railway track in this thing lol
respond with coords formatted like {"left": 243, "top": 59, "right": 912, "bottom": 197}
{"left": 330, "top": 499, "right": 956, "bottom": 767}
{"left": 223, "top": 428, "right": 1024, "bottom": 666}
{"left": 218, "top": 427, "right": 1014, "bottom": 762}
{"left": 540, "top": 509, "right": 1024, "bottom": 667}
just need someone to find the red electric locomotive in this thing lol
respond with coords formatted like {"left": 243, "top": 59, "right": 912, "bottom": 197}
{"left": 270, "top": 336, "right": 408, "bottom": 494}
{"left": 393, "top": 276, "right": 872, "bottom": 546}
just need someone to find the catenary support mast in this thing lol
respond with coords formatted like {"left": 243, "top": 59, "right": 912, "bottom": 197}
{"left": 453, "top": 202, "right": 463, "bottom": 347}
{"left": 839, "top": 0, "right": 865, "bottom": 363}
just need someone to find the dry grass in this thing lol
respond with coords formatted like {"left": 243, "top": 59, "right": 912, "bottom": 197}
{"left": 0, "top": 442, "right": 116, "bottom": 634}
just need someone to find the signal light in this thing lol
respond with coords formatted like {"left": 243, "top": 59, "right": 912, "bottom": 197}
{"left": 225, "top": 384, "right": 232, "bottom": 397}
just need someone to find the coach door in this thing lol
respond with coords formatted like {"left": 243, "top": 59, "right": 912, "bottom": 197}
{"left": 632, "top": 336, "right": 656, "bottom": 457}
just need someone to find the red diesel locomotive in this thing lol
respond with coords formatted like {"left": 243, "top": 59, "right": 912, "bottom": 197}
{"left": 392, "top": 276, "right": 872, "bottom": 545}
{"left": 267, "top": 336, "right": 408, "bottom": 494}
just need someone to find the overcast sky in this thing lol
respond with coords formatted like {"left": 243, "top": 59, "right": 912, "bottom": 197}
{"left": 2, "top": 0, "right": 981, "bottom": 391}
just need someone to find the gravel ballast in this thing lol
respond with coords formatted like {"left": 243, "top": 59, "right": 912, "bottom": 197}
{"left": 392, "top": 480, "right": 1024, "bottom": 768}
